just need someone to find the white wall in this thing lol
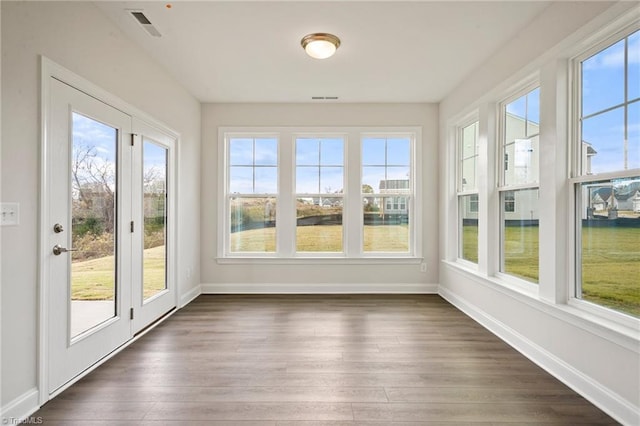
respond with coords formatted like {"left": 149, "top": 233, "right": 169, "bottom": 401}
{"left": 1, "top": 1, "right": 201, "bottom": 413}
{"left": 439, "top": 2, "right": 639, "bottom": 424}
{"left": 201, "top": 103, "right": 438, "bottom": 291}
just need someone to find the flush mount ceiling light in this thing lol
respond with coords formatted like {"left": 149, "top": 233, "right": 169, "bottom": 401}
{"left": 301, "top": 33, "right": 341, "bottom": 59}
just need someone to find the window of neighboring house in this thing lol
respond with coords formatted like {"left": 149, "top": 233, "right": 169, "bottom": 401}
{"left": 295, "top": 137, "right": 344, "bottom": 253}
{"left": 504, "top": 192, "right": 516, "bottom": 213}
{"left": 573, "top": 27, "right": 639, "bottom": 318}
{"left": 469, "top": 194, "right": 479, "bottom": 213}
{"left": 457, "top": 120, "right": 479, "bottom": 263}
{"left": 227, "top": 136, "right": 278, "bottom": 253}
{"left": 499, "top": 86, "right": 540, "bottom": 283}
{"left": 362, "top": 135, "right": 413, "bottom": 253}
{"left": 222, "top": 128, "right": 420, "bottom": 259}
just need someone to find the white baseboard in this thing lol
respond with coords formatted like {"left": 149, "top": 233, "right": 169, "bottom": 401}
{"left": 439, "top": 286, "right": 639, "bottom": 426}
{"left": 1, "top": 388, "right": 39, "bottom": 425}
{"left": 201, "top": 282, "right": 438, "bottom": 294}
{"left": 180, "top": 284, "right": 201, "bottom": 307}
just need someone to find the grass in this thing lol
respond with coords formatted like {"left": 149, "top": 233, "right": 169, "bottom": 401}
{"left": 71, "top": 245, "right": 166, "bottom": 300}
{"left": 503, "top": 226, "right": 539, "bottom": 283}
{"left": 462, "top": 224, "right": 479, "bottom": 263}
{"left": 462, "top": 224, "right": 639, "bottom": 317}
{"left": 581, "top": 226, "right": 640, "bottom": 317}
{"left": 73, "top": 225, "right": 638, "bottom": 318}
{"left": 230, "top": 225, "right": 409, "bottom": 253}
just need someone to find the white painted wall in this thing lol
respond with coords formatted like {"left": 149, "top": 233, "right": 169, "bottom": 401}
{"left": 439, "top": 2, "right": 639, "bottom": 424}
{"left": 201, "top": 103, "right": 438, "bottom": 291}
{"left": 1, "top": 1, "right": 201, "bottom": 411}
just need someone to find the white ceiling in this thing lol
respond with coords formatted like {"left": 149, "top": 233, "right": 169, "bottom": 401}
{"left": 95, "top": 1, "right": 551, "bottom": 103}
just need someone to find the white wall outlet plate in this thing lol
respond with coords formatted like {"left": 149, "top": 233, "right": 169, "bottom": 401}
{"left": 1, "top": 203, "right": 20, "bottom": 226}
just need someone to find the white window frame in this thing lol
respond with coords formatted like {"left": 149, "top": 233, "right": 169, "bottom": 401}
{"left": 496, "top": 83, "right": 541, "bottom": 286}
{"left": 456, "top": 116, "right": 480, "bottom": 266}
{"left": 569, "top": 22, "right": 640, "bottom": 324}
{"left": 293, "top": 132, "right": 347, "bottom": 257}
{"left": 361, "top": 132, "right": 417, "bottom": 257}
{"left": 222, "top": 132, "right": 280, "bottom": 257}
{"left": 217, "top": 126, "right": 422, "bottom": 263}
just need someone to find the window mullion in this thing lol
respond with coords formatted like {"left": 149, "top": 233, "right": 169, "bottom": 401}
{"left": 346, "top": 131, "right": 361, "bottom": 257}
{"left": 278, "top": 132, "right": 294, "bottom": 257}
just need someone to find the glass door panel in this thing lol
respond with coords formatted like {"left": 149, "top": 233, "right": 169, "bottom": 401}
{"left": 143, "top": 139, "right": 168, "bottom": 301}
{"left": 70, "top": 112, "right": 117, "bottom": 338}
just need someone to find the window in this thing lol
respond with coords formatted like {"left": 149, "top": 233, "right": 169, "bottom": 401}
{"left": 499, "top": 86, "right": 540, "bottom": 283}
{"left": 295, "top": 137, "right": 344, "bottom": 252}
{"left": 362, "top": 136, "right": 412, "bottom": 253}
{"left": 221, "top": 128, "right": 420, "bottom": 259}
{"left": 457, "top": 121, "right": 479, "bottom": 263}
{"left": 574, "top": 28, "right": 639, "bottom": 318}
{"left": 504, "top": 192, "right": 516, "bottom": 213}
{"left": 227, "top": 136, "right": 278, "bottom": 253}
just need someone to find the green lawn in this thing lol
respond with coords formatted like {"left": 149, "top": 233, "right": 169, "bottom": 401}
{"left": 462, "top": 225, "right": 639, "bottom": 317}
{"left": 462, "top": 224, "right": 479, "bottom": 263}
{"left": 503, "top": 226, "right": 539, "bottom": 283}
{"left": 73, "top": 225, "right": 638, "bottom": 318}
{"left": 230, "top": 224, "right": 409, "bottom": 253}
{"left": 581, "top": 226, "right": 640, "bottom": 317}
{"left": 71, "top": 245, "right": 166, "bottom": 300}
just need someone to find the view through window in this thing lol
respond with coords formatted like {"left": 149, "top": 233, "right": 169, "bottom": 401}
{"left": 500, "top": 87, "right": 540, "bottom": 283}
{"left": 223, "top": 130, "right": 418, "bottom": 257}
{"left": 576, "top": 29, "right": 639, "bottom": 317}
{"left": 458, "top": 121, "right": 479, "bottom": 263}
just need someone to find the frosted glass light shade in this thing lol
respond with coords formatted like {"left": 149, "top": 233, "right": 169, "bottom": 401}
{"left": 301, "top": 33, "right": 341, "bottom": 59}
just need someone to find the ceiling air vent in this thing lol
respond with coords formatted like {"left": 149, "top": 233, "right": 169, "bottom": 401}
{"left": 311, "top": 96, "right": 339, "bottom": 100}
{"left": 130, "top": 10, "right": 161, "bottom": 37}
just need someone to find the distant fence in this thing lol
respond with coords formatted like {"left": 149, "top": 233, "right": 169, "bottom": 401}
{"left": 462, "top": 218, "right": 640, "bottom": 228}
{"left": 582, "top": 217, "right": 640, "bottom": 228}
{"left": 364, "top": 213, "right": 408, "bottom": 225}
{"left": 231, "top": 213, "right": 409, "bottom": 233}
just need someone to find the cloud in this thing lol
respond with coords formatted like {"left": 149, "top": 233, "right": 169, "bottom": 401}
{"left": 583, "top": 33, "right": 640, "bottom": 70}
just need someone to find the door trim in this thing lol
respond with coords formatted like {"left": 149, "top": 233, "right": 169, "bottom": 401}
{"left": 38, "top": 56, "right": 180, "bottom": 405}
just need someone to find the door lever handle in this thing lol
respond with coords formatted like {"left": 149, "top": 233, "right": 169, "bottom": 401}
{"left": 53, "top": 244, "right": 76, "bottom": 256}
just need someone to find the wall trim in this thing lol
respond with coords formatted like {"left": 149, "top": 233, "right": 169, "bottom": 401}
{"left": 201, "top": 282, "right": 438, "bottom": 294}
{"left": 1, "top": 388, "right": 39, "bottom": 425}
{"left": 441, "top": 261, "right": 639, "bottom": 351}
{"left": 180, "top": 284, "right": 202, "bottom": 308}
{"left": 439, "top": 286, "right": 639, "bottom": 426}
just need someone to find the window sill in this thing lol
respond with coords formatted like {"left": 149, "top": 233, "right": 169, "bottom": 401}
{"left": 446, "top": 259, "right": 539, "bottom": 299}
{"left": 217, "top": 256, "right": 423, "bottom": 265}
{"left": 442, "top": 260, "right": 640, "bottom": 351}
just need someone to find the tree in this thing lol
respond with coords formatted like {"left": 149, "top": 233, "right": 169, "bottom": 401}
{"left": 362, "top": 184, "right": 377, "bottom": 211}
{"left": 71, "top": 143, "right": 116, "bottom": 233}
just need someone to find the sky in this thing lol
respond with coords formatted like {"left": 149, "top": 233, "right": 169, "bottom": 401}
{"left": 72, "top": 112, "right": 167, "bottom": 189}
{"left": 228, "top": 136, "right": 411, "bottom": 195}
{"left": 581, "top": 30, "right": 639, "bottom": 174}
{"left": 72, "top": 112, "right": 117, "bottom": 187}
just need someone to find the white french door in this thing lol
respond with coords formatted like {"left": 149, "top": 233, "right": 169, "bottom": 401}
{"left": 130, "top": 119, "right": 176, "bottom": 333}
{"left": 45, "top": 76, "right": 176, "bottom": 394}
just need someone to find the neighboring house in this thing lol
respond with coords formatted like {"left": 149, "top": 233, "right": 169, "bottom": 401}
{"left": 592, "top": 193, "right": 606, "bottom": 211}
{"left": 379, "top": 179, "right": 410, "bottom": 215}
{"left": 633, "top": 191, "right": 640, "bottom": 213}
{"left": 584, "top": 182, "right": 640, "bottom": 218}
{"left": 582, "top": 142, "right": 597, "bottom": 175}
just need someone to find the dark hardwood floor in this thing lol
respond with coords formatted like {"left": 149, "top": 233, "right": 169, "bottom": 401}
{"left": 35, "top": 295, "right": 618, "bottom": 424}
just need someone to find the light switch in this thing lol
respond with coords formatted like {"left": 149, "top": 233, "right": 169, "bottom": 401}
{"left": 1, "top": 203, "right": 20, "bottom": 226}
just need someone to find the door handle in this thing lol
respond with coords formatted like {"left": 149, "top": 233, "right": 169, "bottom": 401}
{"left": 52, "top": 244, "right": 76, "bottom": 256}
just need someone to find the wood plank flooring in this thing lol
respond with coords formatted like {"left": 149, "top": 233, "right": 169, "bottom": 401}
{"left": 34, "top": 295, "right": 618, "bottom": 425}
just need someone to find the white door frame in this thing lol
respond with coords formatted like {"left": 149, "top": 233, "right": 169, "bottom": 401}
{"left": 39, "top": 57, "right": 180, "bottom": 404}
{"left": 131, "top": 118, "right": 178, "bottom": 334}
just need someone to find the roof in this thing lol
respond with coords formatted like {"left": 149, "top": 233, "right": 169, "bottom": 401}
{"left": 379, "top": 179, "right": 409, "bottom": 190}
